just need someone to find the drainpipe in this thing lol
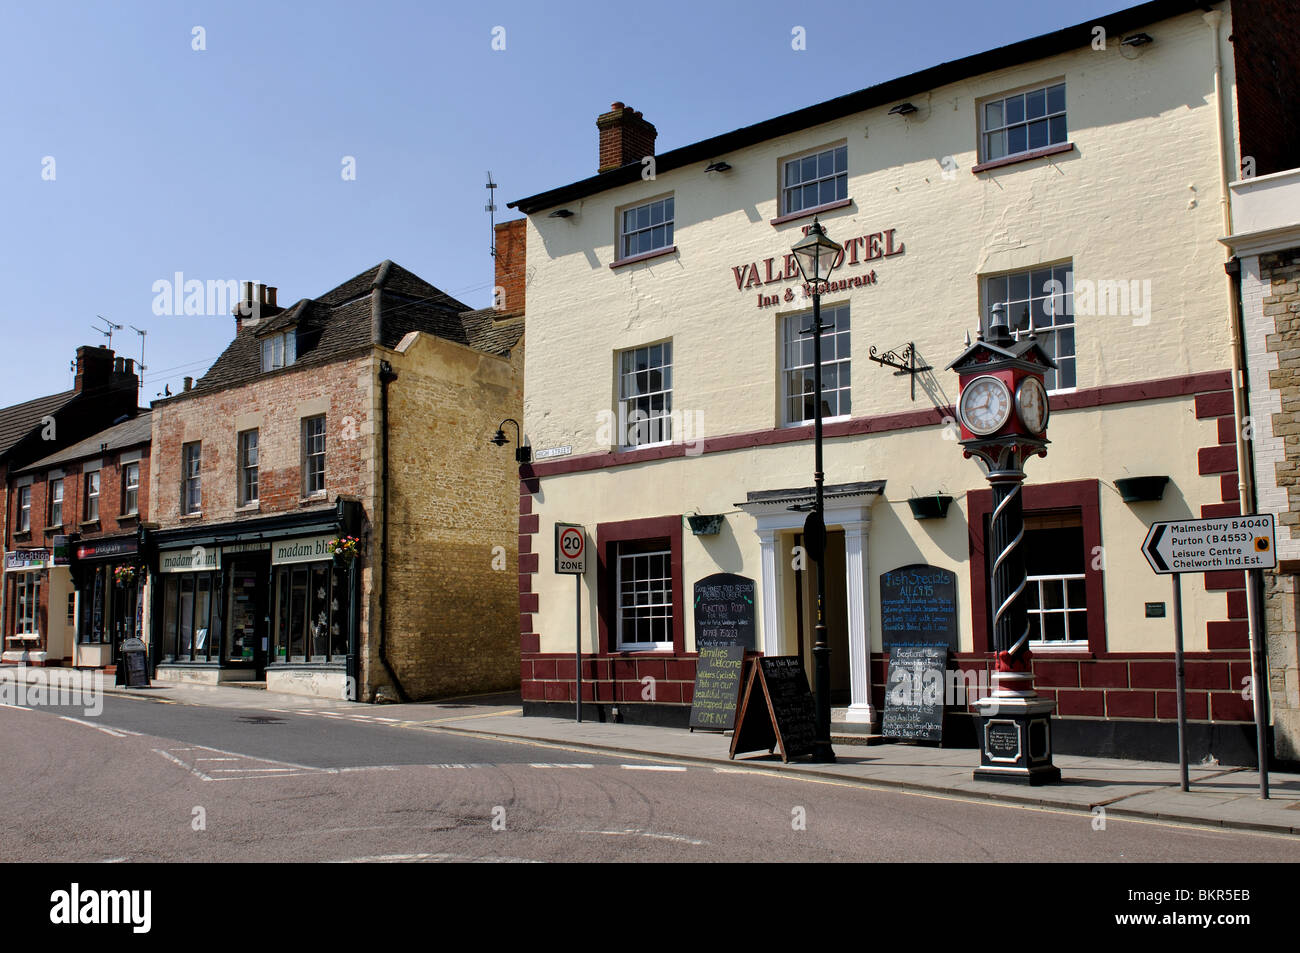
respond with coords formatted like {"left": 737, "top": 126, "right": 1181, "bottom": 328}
{"left": 1206, "top": 9, "right": 1270, "bottom": 789}
{"left": 376, "top": 359, "right": 408, "bottom": 702}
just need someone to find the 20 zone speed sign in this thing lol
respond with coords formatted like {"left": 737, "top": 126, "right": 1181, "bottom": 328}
{"left": 555, "top": 523, "right": 586, "bottom": 574}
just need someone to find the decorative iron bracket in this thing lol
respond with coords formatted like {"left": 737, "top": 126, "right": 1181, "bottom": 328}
{"left": 868, "top": 342, "right": 931, "bottom": 400}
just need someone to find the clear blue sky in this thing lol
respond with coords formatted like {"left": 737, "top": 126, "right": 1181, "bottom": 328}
{"left": 0, "top": 0, "right": 1124, "bottom": 407}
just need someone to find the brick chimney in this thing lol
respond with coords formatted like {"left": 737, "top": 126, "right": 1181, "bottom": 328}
{"left": 597, "top": 102, "right": 657, "bottom": 174}
{"left": 493, "top": 220, "right": 527, "bottom": 315}
{"left": 74, "top": 345, "right": 116, "bottom": 395}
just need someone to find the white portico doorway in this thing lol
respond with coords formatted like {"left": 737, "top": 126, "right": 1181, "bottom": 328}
{"left": 737, "top": 481, "right": 884, "bottom": 727}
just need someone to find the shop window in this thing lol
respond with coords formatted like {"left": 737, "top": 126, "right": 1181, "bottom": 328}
{"left": 272, "top": 562, "right": 349, "bottom": 663}
{"left": 618, "top": 195, "right": 674, "bottom": 260}
{"left": 122, "top": 463, "right": 139, "bottom": 516}
{"left": 66, "top": 591, "right": 75, "bottom": 626}
{"left": 48, "top": 478, "right": 63, "bottom": 527}
{"left": 302, "top": 416, "right": 326, "bottom": 496}
{"left": 14, "top": 573, "right": 40, "bottom": 634}
{"left": 616, "top": 541, "right": 674, "bottom": 651}
{"left": 781, "top": 305, "right": 850, "bottom": 426}
{"left": 1022, "top": 513, "right": 1087, "bottom": 646}
{"left": 182, "top": 443, "right": 202, "bottom": 515}
{"left": 617, "top": 342, "right": 673, "bottom": 449}
{"left": 80, "top": 567, "right": 108, "bottom": 644}
{"left": 17, "top": 485, "right": 31, "bottom": 533}
{"left": 980, "top": 82, "right": 1067, "bottom": 162}
{"left": 162, "top": 572, "right": 221, "bottom": 661}
{"left": 983, "top": 262, "right": 1075, "bottom": 391}
{"left": 238, "top": 430, "right": 259, "bottom": 505}
{"left": 782, "top": 144, "right": 847, "bottom": 216}
{"left": 84, "top": 471, "right": 100, "bottom": 522}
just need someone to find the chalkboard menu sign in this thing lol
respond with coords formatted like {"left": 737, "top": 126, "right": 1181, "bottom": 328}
{"left": 729, "top": 656, "right": 819, "bottom": 763}
{"left": 120, "top": 638, "right": 150, "bottom": 688}
{"left": 879, "top": 564, "right": 958, "bottom": 651}
{"left": 693, "top": 573, "right": 757, "bottom": 650}
{"left": 688, "top": 644, "right": 746, "bottom": 730}
{"left": 881, "top": 643, "right": 949, "bottom": 742}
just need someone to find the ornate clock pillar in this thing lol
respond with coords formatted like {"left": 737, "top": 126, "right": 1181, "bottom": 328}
{"left": 947, "top": 306, "right": 1061, "bottom": 785}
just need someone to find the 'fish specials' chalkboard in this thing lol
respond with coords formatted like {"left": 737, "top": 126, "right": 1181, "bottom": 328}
{"left": 729, "top": 656, "right": 819, "bottom": 762}
{"left": 879, "top": 564, "right": 958, "bottom": 651}
{"left": 693, "top": 573, "right": 757, "bottom": 650}
{"left": 880, "top": 643, "right": 949, "bottom": 742}
{"left": 688, "top": 644, "right": 747, "bottom": 731}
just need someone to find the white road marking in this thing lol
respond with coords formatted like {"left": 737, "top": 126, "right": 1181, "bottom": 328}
{"left": 620, "top": 764, "right": 687, "bottom": 772}
{"left": 573, "top": 829, "right": 707, "bottom": 846}
{"left": 0, "top": 702, "right": 32, "bottom": 711}
{"left": 331, "top": 852, "right": 542, "bottom": 864}
{"left": 529, "top": 763, "right": 594, "bottom": 769}
{"left": 194, "top": 757, "right": 239, "bottom": 762}
{"left": 153, "top": 748, "right": 213, "bottom": 781}
{"left": 59, "top": 716, "right": 126, "bottom": 737}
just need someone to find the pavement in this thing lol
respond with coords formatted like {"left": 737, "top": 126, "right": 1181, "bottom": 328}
{"left": 11, "top": 666, "right": 1300, "bottom": 837}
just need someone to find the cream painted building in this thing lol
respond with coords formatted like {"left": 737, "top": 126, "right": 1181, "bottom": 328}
{"left": 510, "top": 0, "right": 1294, "bottom": 763}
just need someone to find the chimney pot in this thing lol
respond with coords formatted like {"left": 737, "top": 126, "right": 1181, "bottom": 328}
{"left": 183, "top": 376, "right": 193, "bottom": 392}
{"left": 267, "top": 286, "right": 277, "bottom": 307}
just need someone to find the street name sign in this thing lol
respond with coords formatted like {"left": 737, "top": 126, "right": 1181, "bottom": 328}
{"left": 555, "top": 523, "right": 586, "bottom": 574}
{"left": 1142, "top": 514, "right": 1276, "bottom": 575}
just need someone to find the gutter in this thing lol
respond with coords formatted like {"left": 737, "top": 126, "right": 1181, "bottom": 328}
{"left": 1205, "top": 9, "right": 1271, "bottom": 785}
{"left": 376, "top": 358, "right": 408, "bottom": 703}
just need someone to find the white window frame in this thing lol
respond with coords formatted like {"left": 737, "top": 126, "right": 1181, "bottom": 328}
{"left": 616, "top": 342, "right": 673, "bottom": 450}
{"left": 302, "top": 416, "right": 326, "bottom": 496}
{"left": 238, "top": 429, "right": 259, "bottom": 505}
{"left": 1025, "top": 573, "right": 1088, "bottom": 648}
{"left": 615, "top": 546, "right": 674, "bottom": 651}
{"left": 781, "top": 143, "right": 848, "bottom": 216}
{"left": 261, "top": 332, "right": 297, "bottom": 372}
{"left": 618, "top": 195, "right": 674, "bottom": 261}
{"left": 979, "top": 81, "right": 1067, "bottom": 163}
{"left": 48, "top": 478, "right": 63, "bottom": 527}
{"left": 781, "top": 305, "right": 851, "bottom": 427}
{"left": 122, "top": 463, "right": 139, "bottom": 516}
{"left": 182, "top": 442, "right": 202, "bottom": 515}
{"left": 982, "top": 261, "right": 1075, "bottom": 393}
{"left": 15, "top": 571, "right": 40, "bottom": 635}
{"left": 84, "top": 471, "right": 100, "bottom": 522}
{"left": 17, "top": 485, "right": 31, "bottom": 533}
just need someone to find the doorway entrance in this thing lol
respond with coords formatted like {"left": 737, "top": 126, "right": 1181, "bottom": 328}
{"left": 226, "top": 555, "right": 270, "bottom": 677}
{"left": 794, "top": 529, "right": 851, "bottom": 706}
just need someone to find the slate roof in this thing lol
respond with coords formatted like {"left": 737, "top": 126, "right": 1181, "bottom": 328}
{"left": 461, "top": 307, "right": 524, "bottom": 356}
{"left": 172, "top": 260, "right": 515, "bottom": 400}
{"left": 0, "top": 390, "right": 78, "bottom": 460}
{"left": 18, "top": 412, "right": 153, "bottom": 474}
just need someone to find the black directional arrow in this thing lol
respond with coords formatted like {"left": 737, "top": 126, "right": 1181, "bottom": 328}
{"left": 1145, "top": 523, "right": 1169, "bottom": 572}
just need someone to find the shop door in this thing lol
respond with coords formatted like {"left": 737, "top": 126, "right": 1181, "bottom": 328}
{"left": 110, "top": 575, "right": 137, "bottom": 666}
{"left": 227, "top": 557, "right": 271, "bottom": 678}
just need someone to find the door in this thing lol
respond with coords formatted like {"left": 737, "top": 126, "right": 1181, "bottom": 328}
{"left": 227, "top": 556, "right": 270, "bottom": 677}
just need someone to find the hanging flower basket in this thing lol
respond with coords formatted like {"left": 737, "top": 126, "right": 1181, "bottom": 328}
{"left": 327, "top": 535, "right": 362, "bottom": 564}
{"left": 113, "top": 566, "right": 138, "bottom": 587}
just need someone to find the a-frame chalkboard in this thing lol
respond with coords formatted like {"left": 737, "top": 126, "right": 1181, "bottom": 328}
{"left": 728, "top": 656, "right": 818, "bottom": 763}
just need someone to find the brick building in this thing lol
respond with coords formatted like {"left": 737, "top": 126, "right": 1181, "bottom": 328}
{"left": 1, "top": 346, "right": 142, "bottom": 666}
{"left": 507, "top": 0, "right": 1297, "bottom": 764}
{"left": 147, "top": 254, "right": 524, "bottom": 701}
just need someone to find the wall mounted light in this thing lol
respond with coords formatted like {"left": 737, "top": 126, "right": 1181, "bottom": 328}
{"left": 1121, "top": 32, "right": 1154, "bottom": 47}
{"left": 705, "top": 161, "right": 732, "bottom": 174}
{"left": 490, "top": 418, "right": 531, "bottom": 464}
{"left": 548, "top": 209, "right": 574, "bottom": 219}
{"left": 888, "top": 103, "right": 918, "bottom": 116}
{"left": 1114, "top": 475, "right": 1169, "bottom": 502}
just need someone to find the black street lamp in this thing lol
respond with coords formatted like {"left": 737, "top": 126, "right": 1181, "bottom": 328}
{"left": 790, "top": 217, "right": 843, "bottom": 764}
{"left": 490, "top": 418, "right": 531, "bottom": 464}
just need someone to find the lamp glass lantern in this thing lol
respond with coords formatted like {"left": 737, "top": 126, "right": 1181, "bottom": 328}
{"left": 791, "top": 218, "right": 843, "bottom": 284}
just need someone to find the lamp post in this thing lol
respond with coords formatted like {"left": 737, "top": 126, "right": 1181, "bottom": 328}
{"left": 791, "top": 217, "right": 843, "bottom": 764}
{"left": 490, "top": 418, "right": 531, "bottom": 464}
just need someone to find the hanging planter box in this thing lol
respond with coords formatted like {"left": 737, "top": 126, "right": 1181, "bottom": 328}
{"left": 907, "top": 495, "right": 953, "bottom": 520}
{"left": 686, "top": 514, "right": 724, "bottom": 536}
{"left": 1115, "top": 475, "right": 1169, "bottom": 502}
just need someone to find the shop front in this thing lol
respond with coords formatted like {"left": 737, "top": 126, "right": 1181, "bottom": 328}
{"left": 71, "top": 534, "right": 147, "bottom": 669}
{"left": 149, "top": 502, "right": 362, "bottom": 695}
{"left": 2, "top": 546, "right": 74, "bottom": 666}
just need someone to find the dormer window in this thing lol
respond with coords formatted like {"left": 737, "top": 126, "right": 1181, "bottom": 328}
{"left": 261, "top": 331, "right": 297, "bottom": 372}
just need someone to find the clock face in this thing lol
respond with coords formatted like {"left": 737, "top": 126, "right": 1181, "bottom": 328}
{"left": 959, "top": 375, "right": 1012, "bottom": 436}
{"left": 1016, "top": 377, "right": 1049, "bottom": 434}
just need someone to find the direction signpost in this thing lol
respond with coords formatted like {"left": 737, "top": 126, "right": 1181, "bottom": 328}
{"left": 1142, "top": 514, "right": 1276, "bottom": 797}
{"left": 555, "top": 523, "right": 587, "bottom": 722}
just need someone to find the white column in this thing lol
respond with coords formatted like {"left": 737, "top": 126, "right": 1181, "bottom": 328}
{"left": 757, "top": 528, "right": 784, "bottom": 656}
{"left": 842, "top": 521, "right": 875, "bottom": 725}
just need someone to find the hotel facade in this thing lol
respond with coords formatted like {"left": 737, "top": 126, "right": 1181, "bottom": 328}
{"left": 510, "top": 0, "right": 1300, "bottom": 763}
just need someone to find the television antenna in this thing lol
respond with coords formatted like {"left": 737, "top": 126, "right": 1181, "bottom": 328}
{"left": 93, "top": 314, "right": 123, "bottom": 350}
{"left": 129, "top": 325, "right": 148, "bottom": 405}
{"left": 486, "top": 171, "right": 498, "bottom": 259}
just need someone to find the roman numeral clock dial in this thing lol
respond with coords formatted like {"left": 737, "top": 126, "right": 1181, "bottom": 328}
{"left": 958, "top": 375, "right": 1012, "bottom": 436}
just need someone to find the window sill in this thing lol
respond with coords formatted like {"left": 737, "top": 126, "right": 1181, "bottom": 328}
{"left": 610, "top": 245, "right": 677, "bottom": 270}
{"left": 79, "top": 520, "right": 100, "bottom": 530}
{"left": 179, "top": 512, "right": 203, "bottom": 521}
{"left": 769, "top": 198, "right": 853, "bottom": 227}
{"left": 1029, "top": 642, "right": 1092, "bottom": 655}
{"left": 43, "top": 525, "right": 64, "bottom": 534}
{"left": 236, "top": 503, "right": 261, "bottom": 514}
{"left": 781, "top": 415, "right": 852, "bottom": 430}
{"left": 299, "top": 494, "right": 328, "bottom": 506}
{"left": 971, "top": 141, "right": 1074, "bottom": 174}
{"left": 12, "top": 531, "right": 31, "bottom": 541}
{"left": 8, "top": 634, "right": 40, "bottom": 642}
{"left": 118, "top": 512, "right": 139, "bottom": 521}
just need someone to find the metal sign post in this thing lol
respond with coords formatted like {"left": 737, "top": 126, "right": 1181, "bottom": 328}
{"left": 555, "top": 523, "right": 587, "bottom": 723}
{"left": 1143, "top": 514, "right": 1276, "bottom": 797}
